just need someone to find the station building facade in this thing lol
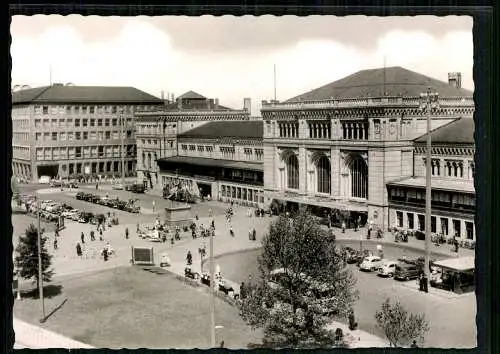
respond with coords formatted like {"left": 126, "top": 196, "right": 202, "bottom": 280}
{"left": 260, "top": 67, "right": 475, "bottom": 231}
{"left": 157, "top": 120, "right": 264, "bottom": 206}
{"left": 387, "top": 117, "right": 476, "bottom": 240}
{"left": 134, "top": 90, "right": 252, "bottom": 189}
{"left": 12, "top": 84, "right": 163, "bottom": 182}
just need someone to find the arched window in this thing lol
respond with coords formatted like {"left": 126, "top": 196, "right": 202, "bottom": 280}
{"left": 287, "top": 154, "right": 299, "bottom": 189}
{"left": 350, "top": 156, "right": 368, "bottom": 199}
{"left": 317, "top": 156, "right": 331, "bottom": 194}
{"left": 147, "top": 153, "right": 152, "bottom": 170}
{"left": 142, "top": 152, "right": 146, "bottom": 168}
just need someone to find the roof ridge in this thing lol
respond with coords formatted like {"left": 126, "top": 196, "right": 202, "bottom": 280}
{"left": 413, "top": 117, "right": 462, "bottom": 141}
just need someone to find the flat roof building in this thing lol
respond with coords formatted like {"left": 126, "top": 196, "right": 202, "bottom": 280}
{"left": 12, "top": 84, "right": 163, "bottom": 182}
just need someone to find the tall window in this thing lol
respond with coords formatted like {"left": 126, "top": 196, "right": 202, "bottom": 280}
{"left": 316, "top": 155, "right": 331, "bottom": 194}
{"left": 287, "top": 154, "right": 299, "bottom": 189}
{"left": 350, "top": 155, "right": 368, "bottom": 198}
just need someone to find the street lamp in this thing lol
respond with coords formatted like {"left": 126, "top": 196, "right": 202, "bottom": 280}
{"left": 419, "top": 88, "right": 439, "bottom": 292}
{"left": 209, "top": 229, "right": 216, "bottom": 347}
{"left": 120, "top": 108, "right": 126, "bottom": 186}
{"left": 36, "top": 194, "right": 46, "bottom": 322}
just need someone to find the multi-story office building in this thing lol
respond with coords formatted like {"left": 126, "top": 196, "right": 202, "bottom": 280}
{"left": 12, "top": 84, "right": 163, "bottom": 182}
{"left": 260, "top": 67, "right": 474, "bottom": 231}
{"left": 135, "top": 90, "right": 252, "bottom": 189}
{"left": 387, "top": 117, "right": 475, "bottom": 240}
{"left": 157, "top": 120, "right": 264, "bottom": 206}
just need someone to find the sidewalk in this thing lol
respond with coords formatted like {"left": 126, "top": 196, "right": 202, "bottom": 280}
{"left": 14, "top": 318, "right": 94, "bottom": 349}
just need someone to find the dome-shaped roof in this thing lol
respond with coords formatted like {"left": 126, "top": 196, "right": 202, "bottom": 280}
{"left": 287, "top": 66, "right": 473, "bottom": 102}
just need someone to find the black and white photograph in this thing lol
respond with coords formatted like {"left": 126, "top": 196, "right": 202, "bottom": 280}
{"left": 10, "top": 14, "right": 476, "bottom": 349}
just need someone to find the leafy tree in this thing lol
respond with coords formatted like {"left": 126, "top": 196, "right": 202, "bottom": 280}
{"left": 375, "top": 298, "right": 430, "bottom": 347}
{"left": 15, "top": 224, "right": 54, "bottom": 294}
{"left": 239, "top": 207, "right": 359, "bottom": 349}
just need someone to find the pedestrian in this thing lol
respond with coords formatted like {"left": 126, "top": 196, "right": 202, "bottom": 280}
{"left": 125, "top": 227, "right": 129, "bottom": 239}
{"left": 103, "top": 247, "right": 108, "bottom": 262}
{"left": 96, "top": 182, "right": 98, "bottom": 190}
{"left": 81, "top": 232, "right": 85, "bottom": 244}
{"left": 367, "top": 228, "right": 371, "bottom": 240}
{"left": 53, "top": 238, "right": 58, "bottom": 250}
{"left": 136, "top": 223, "right": 140, "bottom": 233}
{"left": 248, "top": 228, "right": 253, "bottom": 240}
{"left": 240, "top": 282, "right": 247, "bottom": 299}
{"left": 211, "top": 219, "right": 215, "bottom": 229}
{"left": 192, "top": 229, "right": 196, "bottom": 239}
{"left": 230, "top": 226, "right": 234, "bottom": 237}
{"left": 90, "top": 230, "right": 95, "bottom": 241}
{"left": 99, "top": 228, "right": 103, "bottom": 241}
{"left": 195, "top": 214, "right": 199, "bottom": 221}
{"left": 76, "top": 243, "right": 82, "bottom": 257}
{"left": 162, "top": 232, "right": 167, "bottom": 243}
{"left": 186, "top": 251, "right": 192, "bottom": 265}
{"left": 55, "top": 228, "right": 59, "bottom": 238}
{"left": 410, "top": 340, "right": 418, "bottom": 348}
{"left": 171, "top": 235, "right": 175, "bottom": 245}
{"left": 342, "top": 221, "right": 346, "bottom": 233}
{"left": 252, "top": 228, "right": 257, "bottom": 241}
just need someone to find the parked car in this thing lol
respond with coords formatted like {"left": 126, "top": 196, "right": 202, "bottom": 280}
{"left": 50, "top": 180, "right": 62, "bottom": 187}
{"left": 343, "top": 247, "right": 359, "bottom": 264}
{"left": 355, "top": 250, "right": 374, "bottom": 266}
{"left": 394, "top": 263, "right": 420, "bottom": 281}
{"left": 359, "top": 256, "right": 384, "bottom": 272}
{"left": 112, "top": 183, "right": 124, "bottom": 190}
{"left": 378, "top": 261, "right": 398, "bottom": 277}
{"left": 130, "top": 184, "right": 146, "bottom": 194}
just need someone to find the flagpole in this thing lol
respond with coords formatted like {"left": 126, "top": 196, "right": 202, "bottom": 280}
{"left": 273, "top": 64, "right": 277, "bottom": 101}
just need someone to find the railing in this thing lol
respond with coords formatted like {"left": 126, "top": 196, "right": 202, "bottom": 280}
{"left": 261, "top": 96, "right": 474, "bottom": 111}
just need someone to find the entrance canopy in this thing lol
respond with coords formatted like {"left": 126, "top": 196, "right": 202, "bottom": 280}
{"left": 433, "top": 256, "right": 475, "bottom": 272}
{"left": 274, "top": 193, "right": 368, "bottom": 213}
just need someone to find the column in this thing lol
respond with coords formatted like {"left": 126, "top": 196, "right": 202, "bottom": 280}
{"left": 299, "top": 146, "right": 307, "bottom": 195}
{"left": 461, "top": 219, "right": 467, "bottom": 239}
{"left": 436, "top": 217, "right": 441, "bottom": 236}
{"left": 402, "top": 211, "right": 408, "bottom": 230}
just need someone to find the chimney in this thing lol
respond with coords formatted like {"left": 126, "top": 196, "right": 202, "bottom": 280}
{"left": 243, "top": 98, "right": 251, "bottom": 115}
{"left": 448, "top": 72, "right": 462, "bottom": 88}
{"left": 214, "top": 98, "right": 219, "bottom": 109}
{"left": 161, "top": 90, "right": 164, "bottom": 100}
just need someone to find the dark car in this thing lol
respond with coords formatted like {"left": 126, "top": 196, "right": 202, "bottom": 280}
{"left": 76, "top": 192, "right": 85, "bottom": 200}
{"left": 355, "top": 250, "right": 374, "bottom": 266}
{"left": 394, "top": 263, "right": 420, "bottom": 281}
{"left": 343, "top": 247, "right": 359, "bottom": 264}
{"left": 130, "top": 184, "right": 146, "bottom": 194}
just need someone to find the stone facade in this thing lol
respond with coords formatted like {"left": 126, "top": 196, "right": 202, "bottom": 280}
{"left": 261, "top": 95, "right": 474, "bottom": 230}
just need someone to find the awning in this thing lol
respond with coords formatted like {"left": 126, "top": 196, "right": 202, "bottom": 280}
{"left": 387, "top": 177, "right": 475, "bottom": 194}
{"left": 158, "top": 156, "right": 263, "bottom": 172}
{"left": 433, "top": 256, "right": 475, "bottom": 272}
{"left": 272, "top": 193, "right": 368, "bottom": 212}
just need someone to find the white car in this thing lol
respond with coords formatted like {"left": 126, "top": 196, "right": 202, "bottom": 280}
{"left": 359, "top": 256, "right": 384, "bottom": 272}
{"left": 112, "top": 183, "right": 124, "bottom": 190}
{"left": 38, "top": 176, "right": 51, "bottom": 184}
{"left": 378, "top": 261, "right": 398, "bottom": 277}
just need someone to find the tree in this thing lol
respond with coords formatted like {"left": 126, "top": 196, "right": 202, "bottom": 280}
{"left": 239, "top": 207, "right": 359, "bottom": 349}
{"left": 375, "top": 298, "right": 430, "bottom": 347}
{"left": 15, "top": 224, "right": 54, "bottom": 294}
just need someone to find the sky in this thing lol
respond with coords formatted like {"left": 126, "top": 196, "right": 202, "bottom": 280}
{"left": 11, "top": 15, "right": 473, "bottom": 115}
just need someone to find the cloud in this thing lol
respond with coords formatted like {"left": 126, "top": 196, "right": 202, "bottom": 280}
{"left": 11, "top": 17, "right": 473, "bottom": 116}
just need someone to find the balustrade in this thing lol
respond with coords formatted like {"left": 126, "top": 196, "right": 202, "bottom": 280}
{"left": 341, "top": 122, "right": 368, "bottom": 140}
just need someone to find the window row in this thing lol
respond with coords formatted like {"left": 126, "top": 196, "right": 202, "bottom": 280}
{"left": 279, "top": 122, "right": 299, "bottom": 138}
{"left": 341, "top": 121, "right": 369, "bottom": 140}
{"left": 141, "top": 152, "right": 158, "bottom": 170}
{"left": 13, "top": 132, "right": 29, "bottom": 142}
{"left": 34, "top": 104, "right": 152, "bottom": 116}
{"left": 390, "top": 188, "right": 475, "bottom": 208}
{"left": 428, "top": 159, "right": 474, "bottom": 179}
{"left": 309, "top": 121, "right": 331, "bottom": 139}
{"left": 395, "top": 211, "right": 474, "bottom": 240}
{"left": 12, "top": 119, "right": 30, "bottom": 130}
{"left": 220, "top": 185, "right": 264, "bottom": 204}
{"left": 136, "top": 123, "right": 177, "bottom": 134}
{"left": 35, "top": 130, "right": 133, "bottom": 141}
{"left": 139, "top": 139, "right": 174, "bottom": 148}
{"left": 35, "top": 145, "right": 135, "bottom": 160}
{"left": 34, "top": 117, "right": 133, "bottom": 129}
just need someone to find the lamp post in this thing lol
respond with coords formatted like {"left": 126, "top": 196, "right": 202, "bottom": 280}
{"left": 419, "top": 88, "right": 439, "bottom": 291}
{"left": 120, "top": 108, "right": 125, "bottom": 186}
{"left": 209, "top": 229, "right": 216, "bottom": 347}
{"left": 36, "top": 195, "right": 46, "bottom": 322}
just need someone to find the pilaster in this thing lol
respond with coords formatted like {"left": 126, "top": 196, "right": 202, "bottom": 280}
{"left": 331, "top": 147, "right": 340, "bottom": 198}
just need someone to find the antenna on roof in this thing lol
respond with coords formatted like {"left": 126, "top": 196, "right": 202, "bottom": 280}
{"left": 383, "top": 55, "right": 387, "bottom": 96}
{"left": 274, "top": 64, "right": 277, "bottom": 101}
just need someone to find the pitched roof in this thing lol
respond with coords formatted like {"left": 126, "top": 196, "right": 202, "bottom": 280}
{"left": 179, "top": 120, "right": 263, "bottom": 139}
{"left": 177, "top": 90, "right": 206, "bottom": 100}
{"left": 414, "top": 117, "right": 474, "bottom": 144}
{"left": 287, "top": 66, "right": 473, "bottom": 102}
{"left": 12, "top": 85, "right": 162, "bottom": 104}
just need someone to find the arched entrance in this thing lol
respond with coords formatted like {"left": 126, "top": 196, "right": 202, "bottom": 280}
{"left": 349, "top": 155, "right": 368, "bottom": 199}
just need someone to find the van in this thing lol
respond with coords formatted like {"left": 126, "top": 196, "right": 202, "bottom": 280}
{"left": 38, "top": 176, "right": 50, "bottom": 184}
{"left": 394, "top": 263, "right": 420, "bottom": 281}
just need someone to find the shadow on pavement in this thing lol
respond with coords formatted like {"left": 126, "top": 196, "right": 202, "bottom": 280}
{"left": 23, "top": 284, "right": 63, "bottom": 299}
{"left": 43, "top": 298, "right": 68, "bottom": 322}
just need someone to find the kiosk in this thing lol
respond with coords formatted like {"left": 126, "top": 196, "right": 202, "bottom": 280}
{"left": 431, "top": 256, "right": 475, "bottom": 294}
